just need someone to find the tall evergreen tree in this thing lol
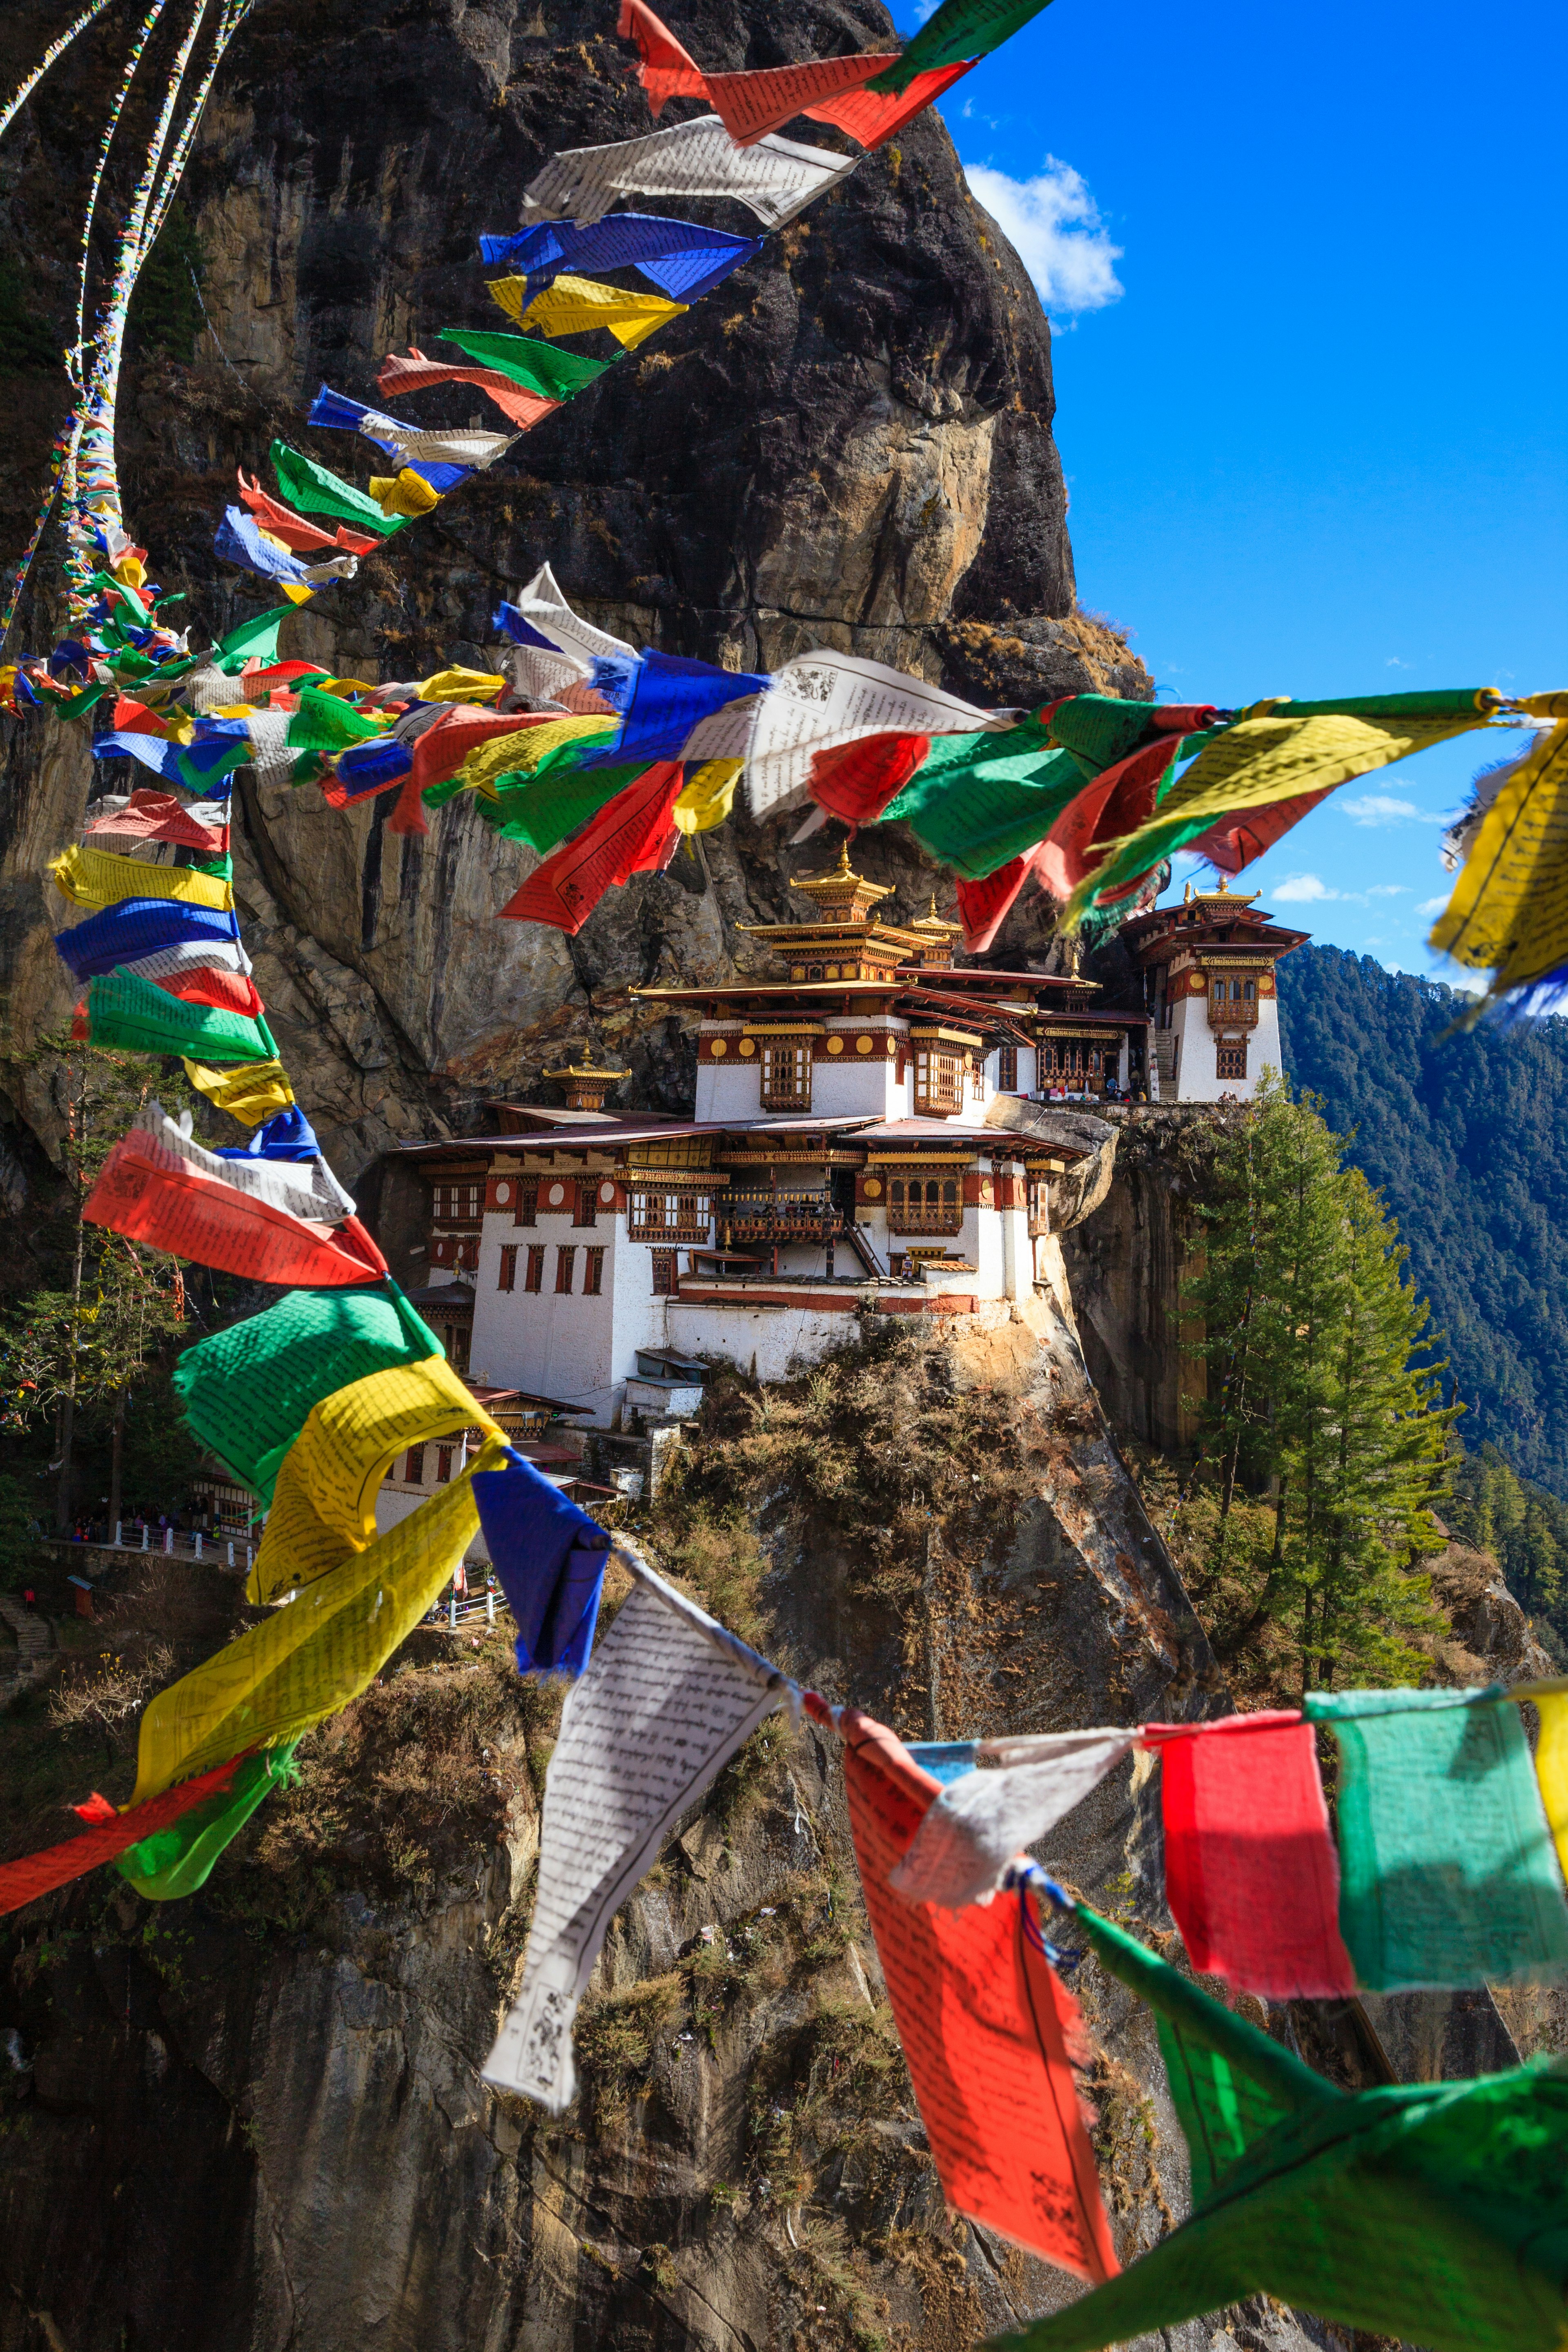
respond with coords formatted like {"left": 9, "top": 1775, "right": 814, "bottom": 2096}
{"left": 1185, "top": 1078, "right": 1453, "bottom": 1689}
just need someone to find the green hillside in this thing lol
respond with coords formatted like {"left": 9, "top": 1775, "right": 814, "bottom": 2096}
{"left": 1276, "top": 943, "right": 1568, "bottom": 1498}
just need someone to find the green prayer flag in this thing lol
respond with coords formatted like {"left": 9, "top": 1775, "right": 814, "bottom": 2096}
{"left": 1261, "top": 689, "right": 1501, "bottom": 721}
{"left": 488, "top": 759, "right": 646, "bottom": 855}
{"left": 878, "top": 719, "right": 1086, "bottom": 878}
{"left": 990, "top": 1902, "right": 1568, "bottom": 2352}
{"left": 864, "top": 0, "right": 1054, "bottom": 89}
{"left": 85, "top": 969, "right": 275, "bottom": 1063}
{"left": 437, "top": 327, "right": 611, "bottom": 400}
{"left": 173, "top": 738, "right": 252, "bottom": 793}
{"left": 48, "top": 682, "right": 112, "bottom": 723}
{"left": 173, "top": 1281, "right": 441, "bottom": 1504}
{"left": 115, "top": 1741, "right": 301, "bottom": 1900}
{"left": 1303, "top": 1686, "right": 1568, "bottom": 1989}
{"left": 1045, "top": 693, "right": 1160, "bottom": 777}
{"left": 287, "top": 685, "right": 385, "bottom": 751}
{"left": 213, "top": 605, "right": 294, "bottom": 677}
{"left": 269, "top": 443, "right": 408, "bottom": 537}
{"left": 90, "top": 568, "right": 151, "bottom": 624}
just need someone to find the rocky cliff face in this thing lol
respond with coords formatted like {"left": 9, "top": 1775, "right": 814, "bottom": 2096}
{"left": 0, "top": 0, "right": 1149, "bottom": 1180}
{"left": 0, "top": 1285, "right": 1308, "bottom": 2352}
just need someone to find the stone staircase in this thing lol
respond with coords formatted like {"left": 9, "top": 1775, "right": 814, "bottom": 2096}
{"left": 0, "top": 1593, "right": 55, "bottom": 1706}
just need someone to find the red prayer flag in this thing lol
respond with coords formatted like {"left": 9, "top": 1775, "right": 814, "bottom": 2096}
{"left": 83, "top": 1127, "right": 388, "bottom": 1288}
{"left": 0, "top": 1752, "right": 249, "bottom": 1918}
{"left": 111, "top": 696, "right": 175, "bottom": 738}
{"left": 499, "top": 763, "right": 685, "bottom": 932}
{"left": 236, "top": 472, "right": 381, "bottom": 557}
{"left": 803, "top": 60, "right": 974, "bottom": 148}
{"left": 956, "top": 840, "right": 1052, "bottom": 952}
{"left": 1141, "top": 1713, "right": 1356, "bottom": 2000}
{"left": 389, "top": 709, "right": 559, "bottom": 838}
{"left": 1184, "top": 786, "right": 1339, "bottom": 877}
{"left": 376, "top": 350, "right": 561, "bottom": 434}
{"left": 151, "top": 967, "right": 265, "bottom": 1020}
{"left": 83, "top": 788, "right": 229, "bottom": 855}
{"left": 824, "top": 1700, "right": 1119, "bottom": 2282}
{"left": 810, "top": 731, "right": 931, "bottom": 824}
{"left": 1033, "top": 735, "right": 1182, "bottom": 904}
{"left": 618, "top": 0, "right": 707, "bottom": 113}
{"left": 703, "top": 54, "right": 895, "bottom": 145}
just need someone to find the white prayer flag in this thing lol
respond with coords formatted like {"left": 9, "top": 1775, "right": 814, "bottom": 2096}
{"left": 519, "top": 114, "right": 858, "bottom": 232}
{"left": 680, "top": 693, "right": 763, "bottom": 762}
{"left": 134, "top": 1103, "right": 356, "bottom": 1223}
{"left": 514, "top": 561, "right": 638, "bottom": 670}
{"left": 744, "top": 651, "right": 1013, "bottom": 818}
{"left": 243, "top": 708, "right": 296, "bottom": 786}
{"left": 120, "top": 936, "right": 253, "bottom": 983}
{"left": 889, "top": 1729, "right": 1134, "bottom": 1910}
{"left": 483, "top": 1551, "right": 797, "bottom": 2110}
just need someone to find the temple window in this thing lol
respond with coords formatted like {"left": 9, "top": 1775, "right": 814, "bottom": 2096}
{"left": 573, "top": 1178, "right": 597, "bottom": 1228}
{"left": 525, "top": 1245, "right": 545, "bottom": 1292}
{"left": 555, "top": 1246, "right": 577, "bottom": 1294}
{"left": 584, "top": 1247, "right": 605, "bottom": 1296}
{"left": 436, "top": 1446, "right": 453, "bottom": 1484}
{"left": 650, "top": 1249, "right": 678, "bottom": 1296}
{"left": 431, "top": 1180, "right": 482, "bottom": 1227}
{"left": 628, "top": 1190, "right": 711, "bottom": 1240}
{"left": 498, "top": 1244, "right": 518, "bottom": 1292}
{"left": 760, "top": 1040, "right": 812, "bottom": 1111}
{"left": 404, "top": 1445, "right": 425, "bottom": 1484}
{"left": 996, "top": 1044, "right": 1018, "bottom": 1092}
{"left": 913, "top": 1047, "right": 962, "bottom": 1116}
{"left": 1217, "top": 1040, "right": 1248, "bottom": 1081}
{"left": 513, "top": 1181, "right": 538, "bottom": 1227}
{"left": 888, "top": 1175, "right": 964, "bottom": 1235}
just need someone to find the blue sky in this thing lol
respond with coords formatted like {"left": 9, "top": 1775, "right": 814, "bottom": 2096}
{"left": 895, "top": 0, "right": 1566, "bottom": 978}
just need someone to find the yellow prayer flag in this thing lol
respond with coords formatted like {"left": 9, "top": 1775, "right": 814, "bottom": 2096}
{"left": 50, "top": 843, "right": 233, "bottom": 914}
{"left": 414, "top": 667, "right": 507, "bottom": 704}
{"left": 674, "top": 757, "right": 743, "bottom": 834}
{"left": 182, "top": 1058, "right": 296, "bottom": 1125}
{"left": 458, "top": 713, "right": 617, "bottom": 796}
{"left": 369, "top": 469, "right": 441, "bottom": 517}
{"left": 519, "top": 272, "right": 687, "bottom": 352}
{"left": 1429, "top": 718, "right": 1568, "bottom": 990}
{"left": 131, "top": 1436, "right": 508, "bottom": 1803}
{"left": 249, "top": 1357, "right": 502, "bottom": 1605}
{"left": 1158, "top": 710, "right": 1494, "bottom": 829}
{"left": 1063, "top": 707, "right": 1501, "bottom": 931}
{"left": 1534, "top": 1693, "right": 1568, "bottom": 1886}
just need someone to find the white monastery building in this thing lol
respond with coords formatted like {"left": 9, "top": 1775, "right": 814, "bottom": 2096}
{"left": 372, "top": 856, "right": 1307, "bottom": 1463}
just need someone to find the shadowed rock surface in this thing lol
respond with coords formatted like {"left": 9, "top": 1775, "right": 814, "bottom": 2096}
{"left": 0, "top": 0, "right": 1149, "bottom": 1182}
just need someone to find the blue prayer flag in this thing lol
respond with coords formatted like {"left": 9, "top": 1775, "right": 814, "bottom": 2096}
{"left": 578, "top": 648, "right": 768, "bottom": 771}
{"left": 54, "top": 899, "right": 244, "bottom": 982}
{"left": 473, "top": 1448, "right": 610, "bottom": 1679}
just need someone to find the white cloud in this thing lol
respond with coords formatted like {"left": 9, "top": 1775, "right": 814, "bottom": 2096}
{"left": 1367, "top": 884, "right": 1409, "bottom": 898}
{"left": 962, "top": 160, "right": 1124, "bottom": 319}
{"left": 1417, "top": 894, "right": 1450, "bottom": 917}
{"left": 1339, "top": 792, "right": 1445, "bottom": 827}
{"left": 1271, "top": 873, "right": 1332, "bottom": 902}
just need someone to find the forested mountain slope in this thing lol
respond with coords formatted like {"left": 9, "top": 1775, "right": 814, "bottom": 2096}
{"left": 1277, "top": 943, "right": 1568, "bottom": 1496}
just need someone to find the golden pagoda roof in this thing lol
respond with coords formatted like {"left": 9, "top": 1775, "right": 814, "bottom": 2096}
{"left": 787, "top": 842, "right": 894, "bottom": 923}
{"left": 541, "top": 1042, "right": 630, "bottom": 1085}
{"left": 910, "top": 892, "right": 963, "bottom": 941}
{"left": 1183, "top": 877, "right": 1260, "bottom": 909}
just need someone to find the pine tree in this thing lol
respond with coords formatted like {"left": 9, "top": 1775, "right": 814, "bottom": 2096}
{"left": 1185, "top": 1076, "right": 1454, "bottom": 1689}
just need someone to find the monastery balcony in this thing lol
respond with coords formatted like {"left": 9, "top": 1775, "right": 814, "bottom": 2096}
{"left": 1204, "top": 986, "right": 1260, "bottom": 1028}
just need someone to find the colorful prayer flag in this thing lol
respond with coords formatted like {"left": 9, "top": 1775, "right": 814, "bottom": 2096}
{"left": 129, "top": 1438, "right": 510, "bottom": 1804}
{"left": 832, "top": 1705, "right": 1118, "bottom": 2281}
{"left": 1141, "top": 1713, "right": 1356, "bottom": 1998}
{"left": 1303, "top": 1685, "right": 1568, "bottom": 1990}
{"left": 473, "top": 1448, "right": 611, "bottom": 1677}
